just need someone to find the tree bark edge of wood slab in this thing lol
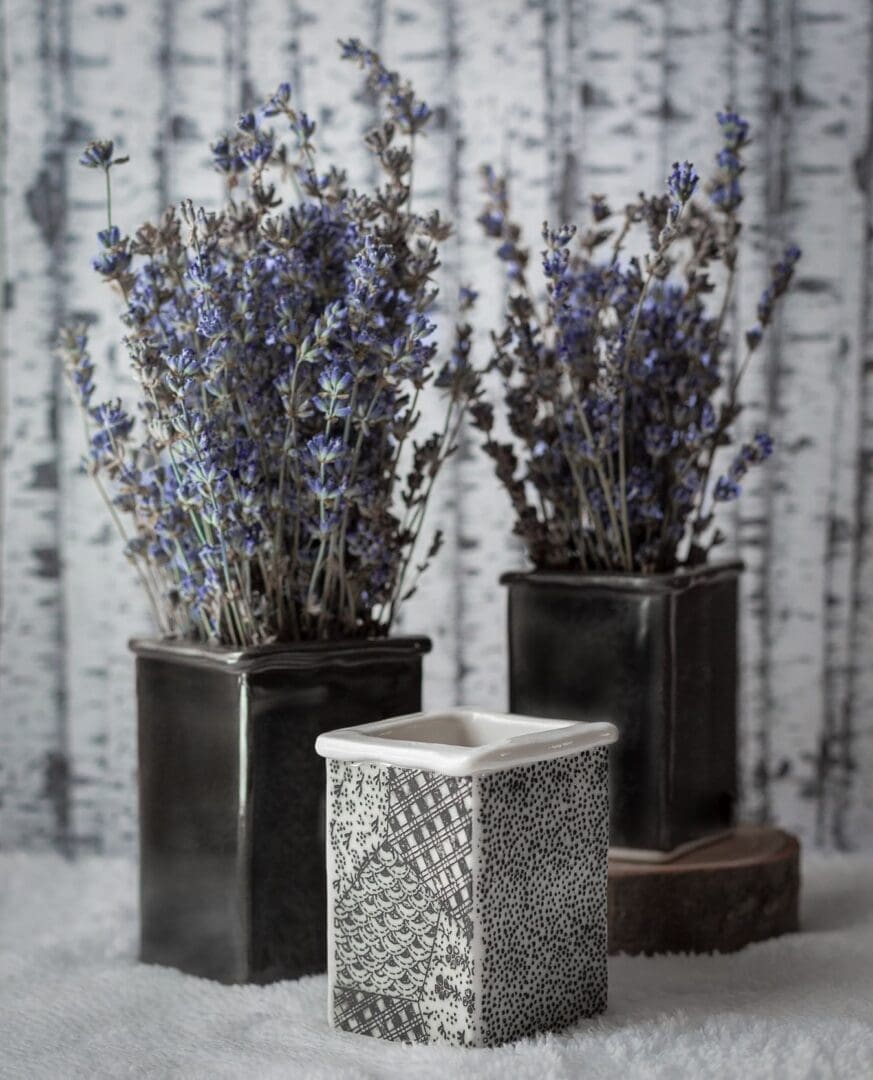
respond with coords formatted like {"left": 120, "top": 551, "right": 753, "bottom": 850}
{"left": 607, "top": 826, "right": 801, "bottom": 956}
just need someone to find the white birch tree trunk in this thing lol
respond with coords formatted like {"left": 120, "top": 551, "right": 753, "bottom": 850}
{"left": 1, "top": 0, "right": 70, "bottom": 851}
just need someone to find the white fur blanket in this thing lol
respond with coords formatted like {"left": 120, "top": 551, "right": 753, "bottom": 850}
{"left": 1, "top": 852, "right": 872, "bottom": 1079}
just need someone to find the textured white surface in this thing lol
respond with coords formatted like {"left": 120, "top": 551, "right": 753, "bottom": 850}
{"left": 1, "top": 852, "right": 872, "bottom": 1079}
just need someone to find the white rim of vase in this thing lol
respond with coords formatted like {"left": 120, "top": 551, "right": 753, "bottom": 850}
{"left": 314, "top": 707, "right": 618, "bottom": 776}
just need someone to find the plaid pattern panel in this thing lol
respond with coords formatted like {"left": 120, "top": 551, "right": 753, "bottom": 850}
{"left": 386, "top": 769, "right": 473, "bottom": 929}
{"left": 333, "top": 988, "right": 426, "bottom": 1044}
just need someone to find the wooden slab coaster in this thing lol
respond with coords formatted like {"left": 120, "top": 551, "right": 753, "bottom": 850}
{"left": 608, "top": 825, "right": 800, "bottom": 956}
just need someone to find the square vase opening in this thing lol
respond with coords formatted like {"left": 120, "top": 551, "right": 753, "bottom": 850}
{"left": 502, "top": 563, "right": 741, "bottom": 856}
{"left": 132, "top": 635, "right": 430, "bottom": 984}
{"left": 316, "top": 709, "right": 618, "bottom": 1047}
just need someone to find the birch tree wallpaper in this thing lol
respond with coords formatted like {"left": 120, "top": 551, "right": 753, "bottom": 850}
{"left": 1, "top": 0, "right": 872, "bottom": 857}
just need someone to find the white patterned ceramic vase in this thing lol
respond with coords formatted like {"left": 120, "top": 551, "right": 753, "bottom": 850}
{"left": 315, "top": 709, "right": 619, "bottom": 1047}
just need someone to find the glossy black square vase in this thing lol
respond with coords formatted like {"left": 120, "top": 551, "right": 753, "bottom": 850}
{"left": 503, "top": 562, "right": 741, "bottom": 855}
{"left": 131, "top": 636, "right": 430, "bottom": 983}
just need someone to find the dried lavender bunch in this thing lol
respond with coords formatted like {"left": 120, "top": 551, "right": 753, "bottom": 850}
{"left": 472, "top": 111, "right": 800, "bottom": 573}
{"left": 60, "top": 42, "right": 475, "bottom": 646}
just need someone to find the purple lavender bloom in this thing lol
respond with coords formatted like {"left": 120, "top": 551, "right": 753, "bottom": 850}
{"left": 714, "top": 475, "right": 741, "bottom": 501}
{"left": 240, "top": 134, "right": 274, "bottom": 166}
{"left": 91, "top": 249, "right": 131, "bottom": 275}
{"left": 752, "top": 431, "right": 773, "bottom": 459}
{"left": 59, "top": 329, "right": 96, "bottom": 408}
{"left": 211, "top": 135, "right": 244, "bottom": 174}
{"left": 79, "top": 140, "right": 116, "bottom": 169}
{"left": 477, "top": 210, "right": 504, "bottom": 237}
{"left": 341, "top": 41, "right": 432, "bottom": 136}
{"left": 89, "top": 400, "right": 134, "bottom": 460}
{"left": 261, "top": 82, "right": 292, "bottom": 117}
{"left": 644, "top": 424, "right": 679, "bottom": 458}
{"left": 165, "top": 347, "right": 201, "bottom": 389}
{"left": 710, "top": 178, "right": 742, "bottom": 210}
{"left": 667, "top": 160, "right": 700, "bottom": 206}
{"left": 758, "top": 245, "right": 801, "bottom": 326}
{"left": 306, "top": 474, "right": 345, "bottom": 501}
{"left": 710, "top": 111, "right": 750, "bottom": 212}
{"left": 295, "top": 112, "right": 316, "bottom": 141}
{"left": 196, "top": 306, "right": 225, "bottom": 338}
{"left": 306, "top": 433, "right": 346, "bottom": 465}
{"left": 97, "top": 225, "right": 121, "bottom": 248}
{"left": 716, "top": 110, "right": 750, "bottom": 151}
{"left": 458, "top": 286, "right": 478, "bottom": 311}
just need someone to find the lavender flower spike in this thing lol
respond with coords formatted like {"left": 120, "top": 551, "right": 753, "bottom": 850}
{"left": 79, "top": 140, "right": 129, "bottom": 170}
{"left": 667, "top": 161, "right": 700, "bottom": 205}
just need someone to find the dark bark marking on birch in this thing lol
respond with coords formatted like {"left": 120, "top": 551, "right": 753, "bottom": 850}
{"left": 51, "top": 0, "right": 72, "bottom": 852}
{"left": 0, "top": 0, "right": 6, "bottom": 767}
{"left": 25, "top": 161, "right": 65, "bottom": 247}
{"left": 751, "top": 0, "right": 794, "bottom": 825}
{"left": 43, "top": 750, "right": 72, "bottom": 856}
{"left": 156, "top": 0, "right": 175, "bottom": 212}
{"left": 445, "top": 0, "right": 466, "bottom": 705}
{"left": 32, "top": 546, "right": 61, "bottom": 580}
{"left": 170, "top": 115, "right": 200, "bottom": 141}
{"left": 30, "top": 462, "right": 59, "bottom": 491}
{"left": 542, "top": 0, "right": 559, "bottom": 223}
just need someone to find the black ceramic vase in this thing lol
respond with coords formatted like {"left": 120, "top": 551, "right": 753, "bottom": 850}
{"left": 502, "top": 562, "right": 741, "bottom": 856}
{"left": 130, "top": 635, "right": 430, "bottom": 983}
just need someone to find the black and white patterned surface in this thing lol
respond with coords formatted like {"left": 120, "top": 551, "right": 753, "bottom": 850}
{"left": 326, "top": 748, "right": 609, "bottom": 1047}
{"left": 476, "top": 748, "right": 610, "bottom": 1044}
{"left": 328, "top": 761, "right": 476, "bottom": 1046}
